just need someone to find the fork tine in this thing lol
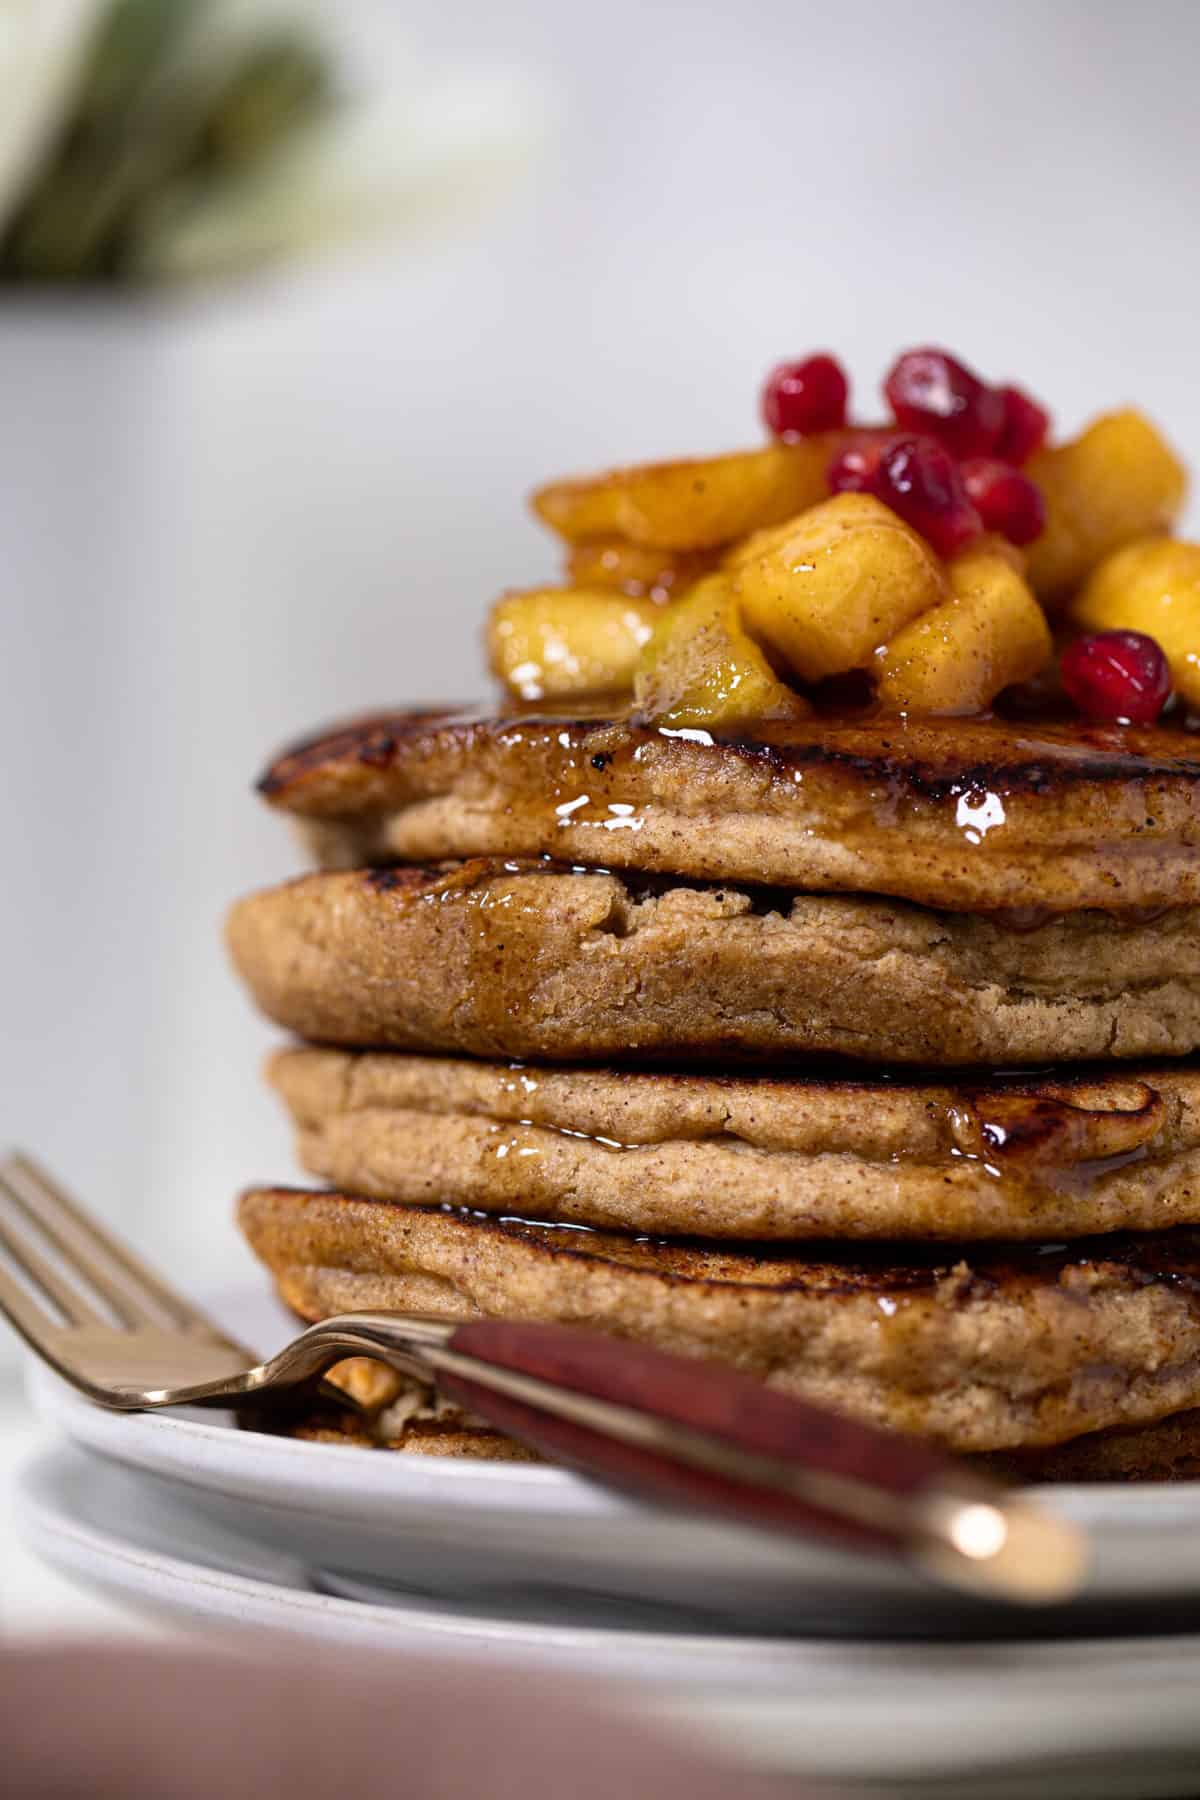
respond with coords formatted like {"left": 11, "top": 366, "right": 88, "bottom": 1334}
{"left": 0, "top": 1205, "right": 104, "bottom": 1328}
{"left": 1, "top": 1166, "right": 143, "bottom": 1328}
{"left": 0, "top": 1225, "right": 81, "bottom": 1354}
{"left": 2, "top": 1153, "right": 220, "bottom": 1335}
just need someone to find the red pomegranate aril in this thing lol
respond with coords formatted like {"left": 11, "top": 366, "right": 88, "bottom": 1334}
{"left": 993, "top": 384, "right": 1050, "bottom": 465}
{"left": 1060, "top": 630, "right": 1172, "bottom": 725}
{"left": 872, "top": 433, "right": 983, "bottom": 558}
{"left": 762, "top": 353, "right": 849, "bottom": 437}
{"left": 960, "top": 458, "right": 1046, "bottom": 546}
{"left": 828, "top": 433, "right": 884, "bottom": 495}
{"left": 884, "top": 347, "right": 1004, "bottom": 458}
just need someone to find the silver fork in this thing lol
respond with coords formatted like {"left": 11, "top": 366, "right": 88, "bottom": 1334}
{"left": 0, "top": 1150, "right": 1089, "bottom": 1605}
{"left": 0, "top": 1151, "right": 442, "bottom": 1410}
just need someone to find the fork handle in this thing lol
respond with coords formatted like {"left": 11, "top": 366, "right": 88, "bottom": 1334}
{"left": 438, "top": 1320, "right": 995, "bottom": 1557}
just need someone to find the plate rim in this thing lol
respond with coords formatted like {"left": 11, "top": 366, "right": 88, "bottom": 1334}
{"left": 9, "top": 1439, "right": 886, "bottom": 1664}
{"left": 18, "top": 1440, "right": 1200, "bottom": 1788}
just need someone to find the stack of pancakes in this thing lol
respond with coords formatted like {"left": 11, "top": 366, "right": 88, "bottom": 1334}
{"left": 229, "top": 706, "right": 1200, "bottom": 1478}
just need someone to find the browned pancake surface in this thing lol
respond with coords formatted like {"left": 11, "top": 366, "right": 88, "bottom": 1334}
{"left": 226, "top": 861, "right": 1200, "bottom": 1067}
{"left": 238, "top": 1185, "right": 1200, "bottom": 1454}
{"left": 268, "top": 1047, "right": 1200, "bottom": 1241}
{"left": 256, "top": 707, "right": 1200, "bottom": 913}
{"left": 294, "top": 1403, "right": 1200, "bottom": 1480}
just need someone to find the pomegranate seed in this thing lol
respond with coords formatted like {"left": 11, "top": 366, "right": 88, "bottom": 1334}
{"left": 762, "top": 353, "right": 849, "bottom": 437}
{"left": 871, "top": 433, "right": 983, "bottom": 558}
{"left": 884, "top": 347, "right": 1004, "bottom": 458}
{"left": 961, "top": 458, "right": 1046, "bottom": 545}
{"left": 1060, "top": 630, "right": 1172, "bottom": 725}
{"left": 994, "top": 384, "right": 1050, "bottom": 465}
{"left": 827, "top": 432, "right": 884, "bottom": 495}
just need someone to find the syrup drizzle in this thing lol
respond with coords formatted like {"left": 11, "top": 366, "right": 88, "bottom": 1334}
{"left": 377, "top": 1036, "right": 1173, "bottom": 1226}
{"left": 269, "top": 700, "right": 1200, "bottom": 914}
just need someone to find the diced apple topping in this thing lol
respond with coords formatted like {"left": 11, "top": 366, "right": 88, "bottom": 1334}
{"left": 1071, "top": 537, "right": 1200, "bottom": 709}
{"left": 1025, "top": 411, "right": 1188, "bottom": 603}
{"left": 510, "top": 351, "right": 1192, "bottom": 730}
{"left": 564, "top": 538, "right": 720, "bottom": 600}
{"left": 875, "top": 541, "right": 1053, "bottom": 715}
{"left": 488, "top": 588, "right": 659, "bottom": 703}
{"left": 633, "top": 575, "right": 809, "bottom": 730}
{"left": 731, "top": 493, "right": 945, "bottom": 682}
{"left": 532, "top": 436, "right": 845, "bottom": 550}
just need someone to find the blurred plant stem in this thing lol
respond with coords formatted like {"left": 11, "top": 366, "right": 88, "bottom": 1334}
{"left": 0, "top": 0, "right": 331, "bottom": 281}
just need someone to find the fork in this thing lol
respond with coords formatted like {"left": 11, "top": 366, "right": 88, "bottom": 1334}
{"left": 0, "top": 1151, "right": 1087, "bottom": 1606}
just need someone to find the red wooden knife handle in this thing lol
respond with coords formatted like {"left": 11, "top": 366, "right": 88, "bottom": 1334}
{"left": 441, "top": 1320, "right": 983, "bottom": 1554}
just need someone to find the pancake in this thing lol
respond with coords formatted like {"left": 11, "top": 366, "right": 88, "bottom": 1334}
{"left": 226, "top": 861, "right": 1200, "bottom": 1067}
{"left": 294, "top": 1417, "right": 539, "bottom": 1458}
{"left": 988, "top": 1409, "right": 1200, "bottom": 1483}
{"left": 286, "top": 1357, "right": 537, "bottom": 1459}
{"left": 268, "top": 1048, "right": 1200, "bottom": 1242}
{"left": 256, "top": 707, "right": 1200, "bottom": 914}
{"left": 280, "top": 1326, "right": 1200, "bottom": 1476}
{"left": 293, "top": 1401, "right": 1200, "bottom": 1481}
{"left": 237, "top": 1186, "right": 1200, "bottom": 1455}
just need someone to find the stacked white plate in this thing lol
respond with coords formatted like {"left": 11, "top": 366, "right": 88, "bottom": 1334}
{"left": 17, "top": 1284, "right": 1200, "bottom": 1799}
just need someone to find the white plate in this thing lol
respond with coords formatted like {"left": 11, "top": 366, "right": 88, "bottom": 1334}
{"left": 17, "top": 1441, "right": 1200, "bottom": 1800}
{"left": 27, "top": 1282, "right": 1200, "bottom": 1636}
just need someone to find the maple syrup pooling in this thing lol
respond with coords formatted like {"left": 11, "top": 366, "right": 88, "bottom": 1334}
{"left": 265, "top": 702, "right": 1200, "bottom": 915}
{"left": 397, "top": 701, "right": 1200, "bottom": 870}
{"left": 514, "top": 711, "right": 1023, "bottom": 848}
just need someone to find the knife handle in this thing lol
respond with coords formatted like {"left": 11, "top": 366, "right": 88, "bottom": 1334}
{"left": 441, "top": 1319, "right": 976, "bottom": 1554}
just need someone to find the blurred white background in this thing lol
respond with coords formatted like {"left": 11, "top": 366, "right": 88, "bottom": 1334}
{"left": 3, "top": 0, "right": 1200, "bottom": 1288}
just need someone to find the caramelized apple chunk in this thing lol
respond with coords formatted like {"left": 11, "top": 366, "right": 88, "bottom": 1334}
{"left": 565, "top": 538, "right": 720, "bottom": 599}
{"left": 1072, "top": 538, "right": 1200, "bottom": 708}
{"left": 532, "top": 436, "right": 845, "bottom": 551}
{"left": 487, "top": 588, "right": 659, "bottom": 703}
{"left": 731, "top": 492, "right": 945, "bottom": 683}
{"left": 633, "top": 575, "right": 808, "bottom": 729}
{"left": 1025, "top": 410, "right": 1188, "bottom": 601}
{"left": 875, "top": 541, "right": 1053, "bottom": 714}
